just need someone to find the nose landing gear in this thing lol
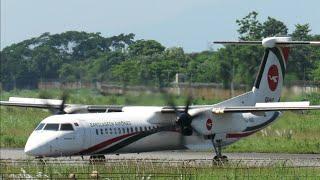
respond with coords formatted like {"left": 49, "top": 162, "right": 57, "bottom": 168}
{"left": 89, "top": 155, "right": 106, "bottom": 163}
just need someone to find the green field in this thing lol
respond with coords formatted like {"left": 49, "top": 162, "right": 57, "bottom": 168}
{"left": 0, "top": 89, "right": 319, "bottom": 153}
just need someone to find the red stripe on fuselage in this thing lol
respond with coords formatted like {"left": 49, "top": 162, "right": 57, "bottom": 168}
{"left": 78, "top": 133, "right": 138, "bottom": 154}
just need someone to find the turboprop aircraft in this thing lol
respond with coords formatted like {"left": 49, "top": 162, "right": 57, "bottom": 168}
{"left": 1, "top": 37, "right": 320, "bottom": 160}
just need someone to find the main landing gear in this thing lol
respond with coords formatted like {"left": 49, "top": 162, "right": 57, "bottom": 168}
{"left": 210, "top": 135, "right": 228, "bottom": 161}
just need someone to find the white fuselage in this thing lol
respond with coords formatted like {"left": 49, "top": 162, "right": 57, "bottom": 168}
{"left": 24, "top": 108, "right": 280, "bottom": 157}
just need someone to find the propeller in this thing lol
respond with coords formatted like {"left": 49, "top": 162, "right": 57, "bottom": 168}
{"left": 175, "top": 95, "right": 194, "bottom": 136}
{"left": 57, "top": 91, "right": 68, "bottom": 114}
{"left": 45, "top": 91, "right": 69, "bottom": 115}
{"left": 160, "top": 87, "right": 201, "bottom": 136}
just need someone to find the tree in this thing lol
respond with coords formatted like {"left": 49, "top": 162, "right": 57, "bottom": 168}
{"left": 32, "top": 45, "right": 62, "bottom": 80}
{"left": 312, "top": 61, "right": 320, "bottom": 81}
{"left": 128, "top": 40, "right": 165, "bottom": 56}
{"left": 111, "top": 59, "right": 140, "bottom": 85}
{"left": 287, "top": 24, "right": 314, "bottom": 81}
{"left": 291, "top": 24, "right": 312, "bottom": 40}
{"left": 262, "top": 17, "right": 288, "bottom": 37}
{"left": 0, "top": 31, "right": 136, "bottom": 89}
{"left": 58, "top": 64, "right": 82, "bottom": 82}
{"left": 236, "top": 11, "right": 263, "bottom": 40}
{"left": 187, "top": 51, "right": 218, "bottom": 83}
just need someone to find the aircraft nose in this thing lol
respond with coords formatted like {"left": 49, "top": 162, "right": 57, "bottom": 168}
{"left": 24, "top": 140, "right": 44, "bottom": 156}
{"left": 24, "top": 145, "right": 37, "bottom": 156}
{"left": 24, "top": 133, "right": 48, "bottom": 156}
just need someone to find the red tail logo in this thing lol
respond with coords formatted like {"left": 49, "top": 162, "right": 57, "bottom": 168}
{"left": 267, "top": 65, "right": 279, "bottom": 91}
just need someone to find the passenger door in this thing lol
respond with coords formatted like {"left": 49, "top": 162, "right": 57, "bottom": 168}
{"left": 77, "top": 120, "right": 89, "bottom": 150}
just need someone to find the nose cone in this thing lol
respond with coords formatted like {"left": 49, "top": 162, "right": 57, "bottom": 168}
{"left": 24, "top": 136, "right": 42, "bottom": 156}
{"left": 24, "top": 144, "right": 38, "bottom": 156}
{"left": 24, "top": 133, "right": 49, "bottom": 156}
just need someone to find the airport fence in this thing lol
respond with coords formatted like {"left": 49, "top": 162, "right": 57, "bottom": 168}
{"left": 1, "top": 158, "right": 320, "bottom": 179}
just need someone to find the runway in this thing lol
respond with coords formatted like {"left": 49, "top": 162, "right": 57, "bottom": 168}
{"left": 1, "top": 148, "right": 320, "bottom": 167}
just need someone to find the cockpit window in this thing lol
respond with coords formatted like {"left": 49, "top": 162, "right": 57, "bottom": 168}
{"left": 44, "top": 123, "right": 59, "bottom": 131}
{"left": 35, "top": 123, "right": 45, "bottom": 131}
{"left": 60, "top": 123, "right": 74, "bottom": 131}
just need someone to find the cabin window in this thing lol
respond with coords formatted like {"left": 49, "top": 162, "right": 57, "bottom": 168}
{"left": 127, "top": 128, "right": 130, "bottom": 133}
{"left": 60, "top": 124, "right": 74, "bottom": 131}
{"left": 35, "top": 123, "right": 45, "bottom": 131}
{"left": 135, "top": 127, "right": 138, "bottom": 132}
{"left": 122, "top": 128, "right": 125, "bottom": 134}
{"left": 96, "top": 129, "right": 99, "bottom": 135}
{"left": 74, "top": 123, "right": 79, "bottom": 126}
{"left": 105, "top": 128, "right": 108, "bottom": 134}
{"left": 118, "top": 128, "right": 121, "bottom": 134}
{"left": 114, "top": 128, "right": 117, "bottom": 134}
{"left": 110, "top": 128, "right": 113, "bottom": 134}
{"left": 144, "top": 127, "right": 148, "bottom": 131}
{"left": 101, "top": 129, "right": 104, "bottom": 134}
{"left": 44, "top": 123, "right": 59, "bottom": 131}
{"left": 130, "top": 127, "right": 134, "bottom": 133}
{"left": 140, "top": 127, "right": 143, "bottom": 132}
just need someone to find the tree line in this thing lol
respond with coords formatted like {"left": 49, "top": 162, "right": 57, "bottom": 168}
{"left": 1, "top": 11, "right": 320, "bottom": 90}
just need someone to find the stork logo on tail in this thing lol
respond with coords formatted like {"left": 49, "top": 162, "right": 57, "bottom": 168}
{"left": 267, "top": 65, "right": 279, "bottom": 91}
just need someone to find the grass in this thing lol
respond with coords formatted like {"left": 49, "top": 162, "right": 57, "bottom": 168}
{"left": 1, "top": 159, "right": 320, "bottom": 179}
{"left": 0, "top": 88, "right": 319, "bottom": 153}
{"left": 226, "top": 111, "right": 320, "bottom": 153}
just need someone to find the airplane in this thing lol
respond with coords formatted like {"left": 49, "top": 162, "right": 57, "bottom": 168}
{"left": 1, "top": 37, "right": 320, "bottom": 161}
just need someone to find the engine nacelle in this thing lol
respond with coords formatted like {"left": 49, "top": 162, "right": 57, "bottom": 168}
{"left": 191, "top": 112, "right": 246, "bottom": 135}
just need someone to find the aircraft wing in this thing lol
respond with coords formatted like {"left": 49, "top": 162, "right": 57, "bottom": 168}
{"left": 0, "top": 97, "right": 123, "bottom": 113}
{"left": 212, "top": 101, "right": 320, "bottom": 114}
{"left": 0, "top": 97, "right": 63, "bottom": 109}
{"left": 2, "top": 97, "right": 319, "bottom": 114}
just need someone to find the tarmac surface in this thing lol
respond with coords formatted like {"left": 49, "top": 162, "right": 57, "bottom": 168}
{"left": 1, "top": 148, "right": 320, "bottom": 167}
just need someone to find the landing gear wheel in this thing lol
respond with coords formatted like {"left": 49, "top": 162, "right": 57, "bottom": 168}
{"left": 213, "top": 155, "right": 228, "bottom": 162}
{"left": 38, "top": 158, "right": 46, "bottom": 164}
{"left": 89, "top": 155, "right": 106, "bottom": 163}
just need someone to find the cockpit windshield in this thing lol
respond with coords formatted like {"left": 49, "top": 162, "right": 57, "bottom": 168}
{"left": 35, "top": 123, "right": 45, "bottom": 131}
{"left": 44, "top": 123, "right": 60, "bottom": 131}
{"left": 60, "top": 123, "right": 74, "bottom": 131}
{"left": 35, "top": 123, "right": 75, "bottom": 131}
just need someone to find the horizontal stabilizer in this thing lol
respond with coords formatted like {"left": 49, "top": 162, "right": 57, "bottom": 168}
{"left": 214, "top": 37, "right": 320, "bottom": 48}
{"left": 212, "top": 101, "right": 320, "bottom": 114}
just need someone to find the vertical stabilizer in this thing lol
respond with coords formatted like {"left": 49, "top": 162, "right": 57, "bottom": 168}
{"left": 252, "top": 37, "right": 291, "bottom": 103}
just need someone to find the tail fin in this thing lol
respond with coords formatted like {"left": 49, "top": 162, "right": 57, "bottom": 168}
{"left": 214, "top": 37, "right": 320, "bottom": 104}
{"left": 252, "top": 37, "right": 290, "bottom": 103}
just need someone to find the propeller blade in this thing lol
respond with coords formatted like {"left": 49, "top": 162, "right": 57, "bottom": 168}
{"left": 44, "top": 90, "right": 69, "bottom": 115}
{"left": 159, "top": 87, "right": 180, "bottom": 116}
{"left": 184, "top": 95, "right": 193, "bottom": 113}
{"left": 58, "top": 92, "right": 68, "bottom": 114}
{"left": 179, "top": 132, "right": 185, "bottom": 147}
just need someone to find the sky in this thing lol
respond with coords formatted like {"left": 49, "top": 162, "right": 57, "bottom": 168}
{"left": 1, "top": 0, "right": 320, "bottom": 52}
